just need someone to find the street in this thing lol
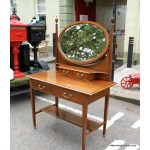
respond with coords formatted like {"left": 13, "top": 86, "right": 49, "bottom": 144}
{"left": 10, "top": 93, "right": 140, "bottom": 150}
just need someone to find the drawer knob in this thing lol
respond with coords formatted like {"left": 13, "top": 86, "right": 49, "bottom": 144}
{"left": 38, "top": 84, "right": 45, "bottom": 90}
{"left": 63, "top": 92, "right": 72, "bottom": 99}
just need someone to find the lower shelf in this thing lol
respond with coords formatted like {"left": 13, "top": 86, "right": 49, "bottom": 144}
{"left": 40, "top": 105, "right": 104, "bottom": 134}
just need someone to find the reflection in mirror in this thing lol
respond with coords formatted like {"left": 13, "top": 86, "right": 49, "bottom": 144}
{"left": 60, "top": 23, "right": 106, "bottom": 62}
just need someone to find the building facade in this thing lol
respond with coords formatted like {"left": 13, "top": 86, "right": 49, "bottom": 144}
{"left": 10, "top": 0, "right": 140, "bottom": 64}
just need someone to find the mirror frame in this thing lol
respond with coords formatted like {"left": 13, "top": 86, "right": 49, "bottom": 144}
{"left": 58, "top": 20, "right": 109, "bottom": 65}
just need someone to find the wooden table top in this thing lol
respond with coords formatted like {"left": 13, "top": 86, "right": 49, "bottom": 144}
{"left": 29, "top": 69, "right": 116, "bottom": 95}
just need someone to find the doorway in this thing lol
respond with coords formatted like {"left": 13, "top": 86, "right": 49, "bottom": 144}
{"left": 75, "top": 0, "right": 96, "bottom": 21}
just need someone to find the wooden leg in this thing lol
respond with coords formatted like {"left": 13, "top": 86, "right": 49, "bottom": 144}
{"left": 55, "top": 97, "right": 59, "bottom": 116}
{"left": 30, "top": 88, "right": 36, "bottom": 129}
{"left": 82, "top": 103, "right": 88, "bottom": 150}
{"left": 103, "top": 94, "right": 110, "bottom": 136}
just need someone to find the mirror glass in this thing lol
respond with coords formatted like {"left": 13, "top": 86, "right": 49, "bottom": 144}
{"left": 59, "top": 23, "right": 108, "bottom": 63}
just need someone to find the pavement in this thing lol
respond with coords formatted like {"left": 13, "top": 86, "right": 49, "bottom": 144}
{"left": 34, "top": 53, "right": 140, "bottom": 106}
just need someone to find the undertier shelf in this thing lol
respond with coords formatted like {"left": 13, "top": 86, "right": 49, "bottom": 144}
{"left": 40, "top": 105, "right": 104, "bottom": 135}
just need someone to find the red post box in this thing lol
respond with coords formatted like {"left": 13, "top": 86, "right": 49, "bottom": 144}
{"left": 10, "top": 15, "right": 27, "bottom": 78}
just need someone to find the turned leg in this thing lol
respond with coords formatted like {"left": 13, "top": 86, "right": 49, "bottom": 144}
{"left": 30, "top": 88, "right": 36, "bottom": 129}
{"left": 82, "top": 103, "right": 88, "bottom": 150}
{"left": 55, "top": 97, "right": 59, "bottom": 116}
{"left": 103, "top": 94, "right": 110, "bottom": 136}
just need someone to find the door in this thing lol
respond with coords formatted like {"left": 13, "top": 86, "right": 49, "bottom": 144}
{"left": 75, "top": 0, "right": 96, "bottom": 21}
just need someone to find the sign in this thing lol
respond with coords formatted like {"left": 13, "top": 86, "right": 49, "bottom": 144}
{"left": 80, "top": 15, "right": 88, "bottom": 21}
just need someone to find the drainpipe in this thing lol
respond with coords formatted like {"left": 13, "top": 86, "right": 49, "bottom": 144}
{"left": 111, "top": 0, "right": 117, "bottom": 81}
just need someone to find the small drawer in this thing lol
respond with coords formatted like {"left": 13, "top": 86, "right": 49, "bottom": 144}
{"left": 86, "top": 74, "right": 96, "bottom": 81}
{"left": 58, "top": 68, "right": 73, "bottom": 77}
{"left": 31, "top": 80, "right": 53, "bottom": 94}
{"left": 73, "top": 71, "right": 96, "bottom": 81}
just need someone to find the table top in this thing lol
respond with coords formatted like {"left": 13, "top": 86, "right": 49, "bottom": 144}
{"left": 29, "top": 69, "right": 116, "bottom": 95}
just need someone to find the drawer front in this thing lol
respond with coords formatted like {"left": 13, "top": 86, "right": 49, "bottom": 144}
{"left": 52, "top": 86, "right": 85, "bottom": 104}
{"left": 58, "top": 68, "right": 73, "bottom": 77}
{"left": 31, "top": 80, "right": 53, "bottom": 94}
{"left": 73, "top": 71, "right": 95, "bottom": 81}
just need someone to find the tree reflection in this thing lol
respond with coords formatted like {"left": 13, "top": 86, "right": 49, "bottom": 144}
{"left": 60, "top": 23, "right": 106, "bottom": 62}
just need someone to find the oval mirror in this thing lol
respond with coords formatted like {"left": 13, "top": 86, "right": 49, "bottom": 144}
{"left": 58, "top": 21, "right": 109, "bottom": 65}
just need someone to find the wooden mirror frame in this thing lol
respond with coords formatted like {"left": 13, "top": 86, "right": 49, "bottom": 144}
{"left": 55, "top": 18, "right": 114, "bottom": 82}
{"left": 57, "top": 21, "right": 109, "bottom": 65}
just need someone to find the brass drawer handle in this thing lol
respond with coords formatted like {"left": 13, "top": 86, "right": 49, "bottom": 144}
{"left": 62, "top": 70, "right": 69, "bottom": 75}
{"left": 38, "top": 84, "right": 45, "bottom": 90}
{"left": 76, "top": 73, "right": 84, "bottom": 78}
{"left": 63, "top": 92, "right": 72, "bottom": 99}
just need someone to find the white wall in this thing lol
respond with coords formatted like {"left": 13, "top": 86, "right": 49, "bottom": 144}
{"left": 45, "top": 0, "right": 59, "bottom": 46}
{"left": 16, "top": 0, "right": 35, "bottom": 24}
{"left": 124, "top": 0, "right": 140, "bottom": 55}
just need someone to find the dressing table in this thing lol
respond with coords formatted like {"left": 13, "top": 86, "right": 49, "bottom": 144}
{"left": 29, "top": 18, "right": 116, "bottom": 150}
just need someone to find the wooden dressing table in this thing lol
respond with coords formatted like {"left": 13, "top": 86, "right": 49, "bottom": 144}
{"left": 29, "top": 18, "right": 116, "bottom": 150}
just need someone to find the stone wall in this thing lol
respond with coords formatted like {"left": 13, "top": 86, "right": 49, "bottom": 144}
{"left": 59, "top": 0, "right": 75, "bottom": 32}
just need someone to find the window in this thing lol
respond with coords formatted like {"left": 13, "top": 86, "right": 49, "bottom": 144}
{"left": 36, "top": 0, "right": 46, "bottom": 25}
